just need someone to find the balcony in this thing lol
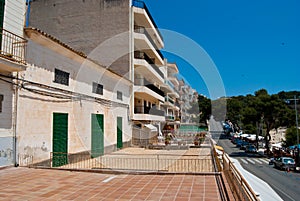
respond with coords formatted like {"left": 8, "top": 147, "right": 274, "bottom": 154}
{"left": 134, "top": 78, "right": 165, "bottom": 102}
{"left": 132, "top": 0, "right": 163, "bottom": 41}
{"left": 166, "top": 115, "right": 175, "bottom": 121}
{"left": 165, "top": 96, "right": 175, "bottom": 105}
{"left": 134, "top": 25, "right": 164, "bottom": 60}
{"left": 134, "top": 51, "right": 164, "bottom": 79}
{"left": 0, "top": 29, "right": 27, "bottom": 73}
{"left": 133, "top": 106, "right": 165, "bottom": 121}
{"left": 0, "top": 29, "right": 27, "bottom": 64}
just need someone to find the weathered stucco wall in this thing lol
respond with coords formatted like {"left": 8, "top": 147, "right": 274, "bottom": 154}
{"left": 17, "top": 36, "right": 132, "bottom": 163}
{"left": 29, "top": 0, "right": 131, "bottom": 78}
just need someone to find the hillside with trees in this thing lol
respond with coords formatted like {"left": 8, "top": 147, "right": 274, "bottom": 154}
{"left": 197, "top": 89, "right": 299, "bottom": 149}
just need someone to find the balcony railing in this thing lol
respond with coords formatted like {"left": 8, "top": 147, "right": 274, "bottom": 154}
{"left": 134, "top": 106, "right": 165, "bottom": 117}
{"left": 135, "top": 78, "right": 165, "bottom": 97}
{"left": 165, "top": 96, "right": 175, "bottom": 105}
{"left": 132, "top": 0, "right": 163, "bottom": 41}
{"left": 166, "top": 79, "right": 180, "bottom": 94}
{"left": 134, "top": 25, "right": 164, "bottom": 60}
{"left": 0, "top": 28, "right": 27, "bottom": 64}
{"left": 166, "top": 115, "right": 175, "bottom": 121}
{"left": 146, "top": 84, "right": 165, "bottom": 97}
{"left": 134, "top": 51, "right": 164, "bottom": 79}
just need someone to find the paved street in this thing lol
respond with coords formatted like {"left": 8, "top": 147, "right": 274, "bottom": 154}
{"left": 210, "top": 118, "right": 300, "bottom": 201}
{"left": 0, "top": 167, "right": 224, "bottom": 201}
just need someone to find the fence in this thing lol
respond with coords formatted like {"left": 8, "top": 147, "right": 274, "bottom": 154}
{"left": 45, "top": 152, "right": 213, "bottom": 173}
{"left": 222, "top": 153, "right": 260, "bottom": 201}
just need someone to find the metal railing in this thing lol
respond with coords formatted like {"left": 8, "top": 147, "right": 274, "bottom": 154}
{"left": 0, "top": 28, "right": 27, "bottom": 64}
{"left": 165, "top": 96, "right": 175, "bottom": 104}
{"left": 132, "top": 0, "right": 163, "bottom": 41}
{"left": 145, "top": 84, "right": 165, "bottom": 97}
{"left": 134, "top": 78, "right": 165, "bottom": 97}
{"left": 44, "top": 152, "right": 213, "bottom": 173}
{"left": 18, "top": 154, "right": 33, "bottom": 167}
{"left": 134, "top": 51, "right": 164, "bottom": 79}
{"left": 134, "top": 25, "right": 164, "bottom": 60}
{"left": 134, "top": 106, "right": 165, "bottom": 116}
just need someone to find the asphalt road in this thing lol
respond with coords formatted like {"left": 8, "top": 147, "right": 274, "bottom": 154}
{"left": 209, "top": 118, "right": 300, "bottom": 201}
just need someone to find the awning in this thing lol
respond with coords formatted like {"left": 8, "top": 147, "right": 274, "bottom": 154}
{"left": 144, "top": 124, "right": 157, "bottom": 132}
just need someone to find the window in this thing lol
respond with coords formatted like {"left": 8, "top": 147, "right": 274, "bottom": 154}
{"left": 117, "top": 91, "right": 122, "bottom": 101}
{"left": 92, "top": 82, "right": 103, "bottom": 95}
{"left": 54, "top": 68, "right": 69, "bottom": 86}
{"left": 0, "top": 0, "right": 5, "bottom": 29}
{"left": 0, "top": 94, "right": 3, "bottom": 113}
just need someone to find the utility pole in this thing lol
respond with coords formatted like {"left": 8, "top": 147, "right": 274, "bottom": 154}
{"left": 288, "top": 96, "right": 299, "bottom": 163}
{"left": 294, "top": 95, "right": 299, "bottom": 163}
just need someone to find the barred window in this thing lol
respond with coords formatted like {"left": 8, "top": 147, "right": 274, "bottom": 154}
{"left": 54, "top": 68, "right": 69, "bottom": 86}
{"left": 92, "top": 82, "right": 103, "bottom": 95}
{"left": 117, "top": 91, "right": 123, "bottom": 101}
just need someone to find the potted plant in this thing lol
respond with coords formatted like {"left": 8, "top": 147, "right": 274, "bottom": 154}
{"left": 194, "top": 132, "right": 206, "bottom": 145}
{"left": 194, "top": 134, "right": 200, "bottom": 146}
{"left": 165, "top": 135, "right": 171, "bottom": 145}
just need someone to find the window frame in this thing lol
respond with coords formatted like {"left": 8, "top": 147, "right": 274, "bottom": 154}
{"left": 0, "top": 94, "right": 3, "bottom": 113}
{"left": 54, "top": 68, "right": 70, "bottom": 86}
{"left": 92, "top": 82, "right": 103, "bottom": 95}
{"left": 117, "top": 91, "right": 123, "bottom": 101}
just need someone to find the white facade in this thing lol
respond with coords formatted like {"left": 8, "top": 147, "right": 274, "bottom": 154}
{"left": 16, "top": 28, "right": 132, "bottom": 164}
{"left": 0, "top": 0, "right": 27, "bottom": 166}
{"left": 3, "top": 0, "right": 26, "bottom": 36}
{"left": 270, "top": 127, "right": 286, "bottom": 144}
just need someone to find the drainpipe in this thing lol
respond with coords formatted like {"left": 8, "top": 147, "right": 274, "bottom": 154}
{"left": 12, "top": 73, "right": 19, "bottom": 167}
{"left": 25, "top": 0, "right": 32, "bottom": 27}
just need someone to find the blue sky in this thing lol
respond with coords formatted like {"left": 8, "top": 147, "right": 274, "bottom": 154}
{"left": 143, "top": 0, "right": 300, "bottom": 99}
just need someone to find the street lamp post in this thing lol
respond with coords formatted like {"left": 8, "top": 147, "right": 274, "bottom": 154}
{"left": 294, "top": 95, "right": 299, "bottom": 162}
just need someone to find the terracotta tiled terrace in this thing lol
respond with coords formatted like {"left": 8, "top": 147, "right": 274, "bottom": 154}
{"left": 0, "top": 167, "right": 227, "bottom": 201}
{"left": 1, "top": 145, "right": 235, "bottom": 200}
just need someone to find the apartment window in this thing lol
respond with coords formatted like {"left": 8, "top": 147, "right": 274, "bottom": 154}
{"left": 117, "top": 91, "right": 123, "bottom": 101}
{"left": 0, "top": 94, "right": 3, "bottom": 112}
{"left": 92, "top": 82, "right": 103, "bottom": 95}
{"left": 0, "top": 0, "right": 5, "bottom": 29}
{"left": 54, "top": 68, "right": 69, "bottom": 86}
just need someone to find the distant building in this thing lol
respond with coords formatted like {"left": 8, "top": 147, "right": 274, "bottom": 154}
{"left": 269, "top": 127, "right": 286, "bottom": 144}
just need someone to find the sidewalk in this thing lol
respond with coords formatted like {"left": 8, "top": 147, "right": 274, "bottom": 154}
{"left": 0, "top": 167, "right": 225, "bottom": 201}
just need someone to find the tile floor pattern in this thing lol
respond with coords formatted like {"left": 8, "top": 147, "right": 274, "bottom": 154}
{"left": 0, "top": 167, "right": 223, "bottom": 201}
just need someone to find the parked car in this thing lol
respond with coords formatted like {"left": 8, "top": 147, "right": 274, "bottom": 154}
{"left": 236, "top": 139, "right": 243, "bottom": 148}
{"left": 269, "top": 157, "right": 275, "bottom": 165}
{"left": 273, "top": 157, "right": 295, "bottom": 171}
{"left": 240, "top": 141, "right": 250, "bottom": 150}
{"left": 245, "top": 145, "right": 257, "bottom": 153}
{"left": 295, "top": 163, "right": 300, "bottom": 172}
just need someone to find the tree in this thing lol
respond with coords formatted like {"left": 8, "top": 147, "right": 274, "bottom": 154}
{"left": 189, "top": 94, "right": 211, "bottom": 124}
{"left": 284, "top": 127, "right": 300, "bottom": 147}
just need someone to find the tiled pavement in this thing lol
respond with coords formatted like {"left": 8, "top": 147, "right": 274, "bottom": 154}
{"left": 0, "top": 167, "right": 228, "bottom": 201}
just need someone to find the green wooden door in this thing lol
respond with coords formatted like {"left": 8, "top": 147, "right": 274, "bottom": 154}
{"left": 52, "top": 113, "right": 68, "bottom": 167}
{"left": 117, "top": 117, "right": 123, "bottom": 149}
{"left": 91, "top": 114, "right": 104, "bottom": 158}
